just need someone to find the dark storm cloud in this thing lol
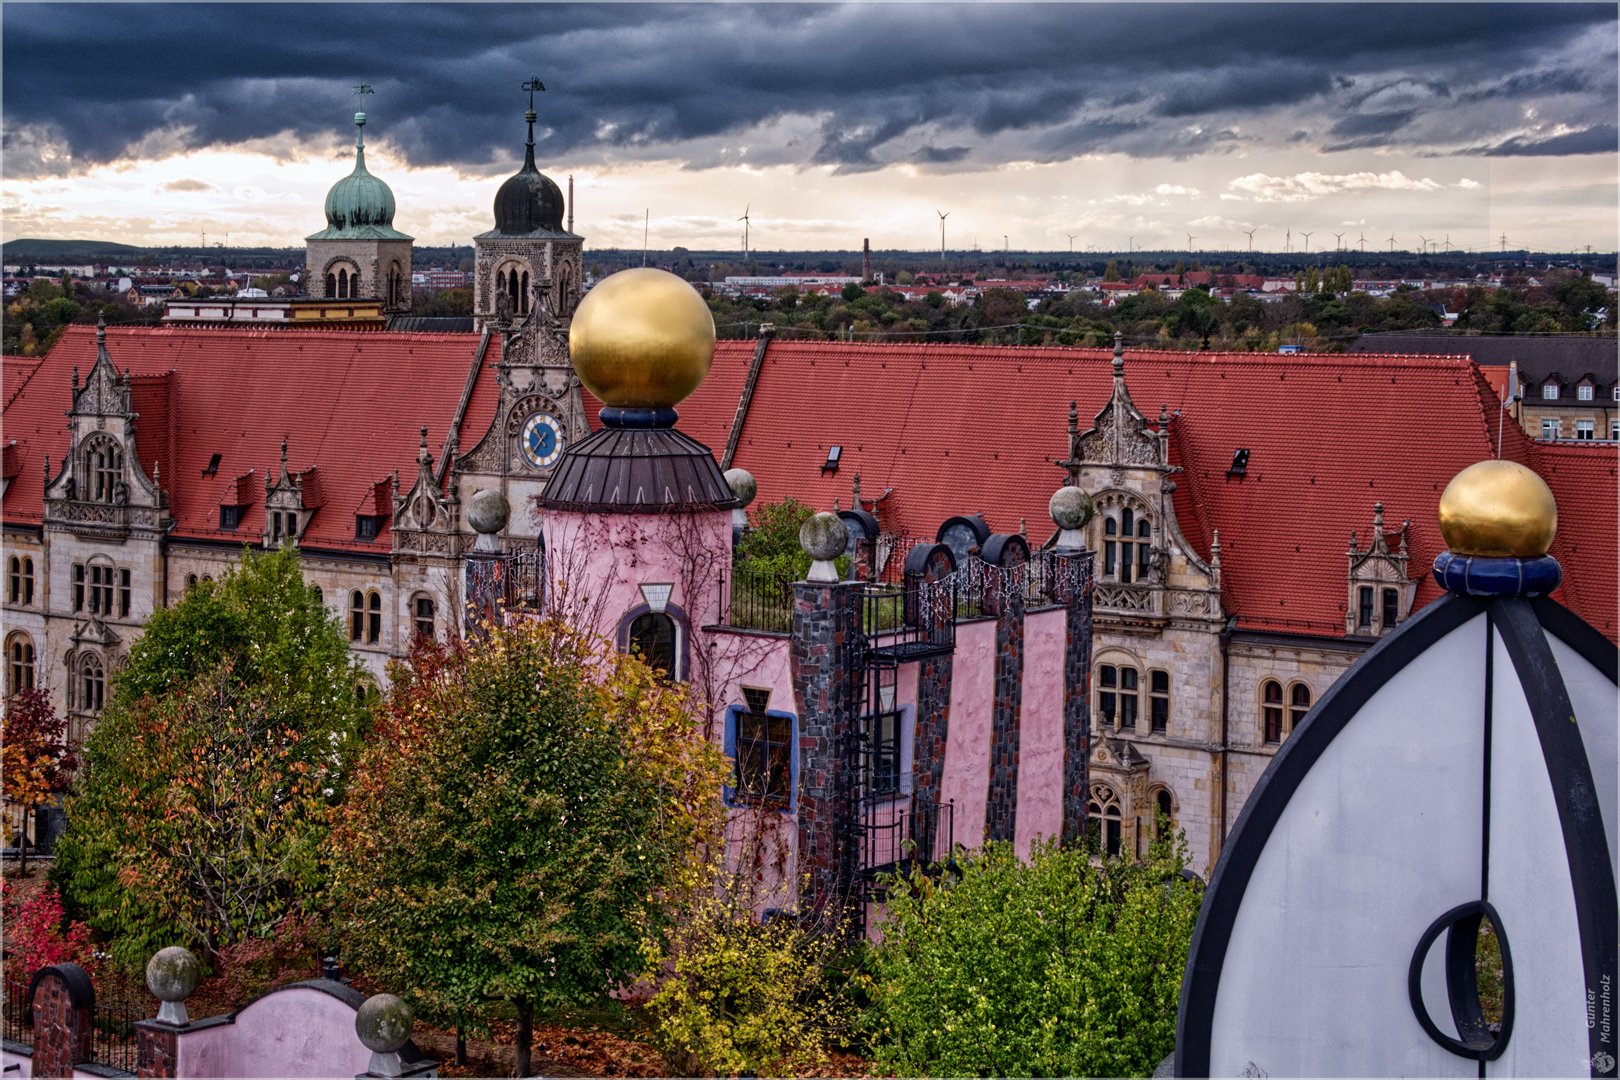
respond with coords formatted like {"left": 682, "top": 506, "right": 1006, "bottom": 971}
{"left": 2, "top": 3, "right": 1614, "bottom": 178}
{"left": 1471, "top": 124, "right": 1620, "bottom": 157}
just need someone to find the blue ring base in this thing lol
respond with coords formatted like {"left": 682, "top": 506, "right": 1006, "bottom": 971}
{"left": 1432, "top": 551, "right": 1561, "bottom": 597}
{"left": 599, "top": 406, "right": 678, "bottom": 429}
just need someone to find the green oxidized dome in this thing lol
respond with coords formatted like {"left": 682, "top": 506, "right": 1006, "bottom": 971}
{"left": 306, "top": 113, "right": 412, "bottom": 242}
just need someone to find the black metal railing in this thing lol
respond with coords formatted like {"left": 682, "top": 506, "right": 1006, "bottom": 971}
{"left": 3, "top": 977, "right": 31, "bottom": 1048}
{"left": 722, "top": 567, "right": 794, "bottom": 633}
{"left": 464, "top": 547, "right": 545, "bottom": 632}
{"left": 859, "top": 796, "right": 955, "bottom": 893}
{"left": 853, "top": 574, "right": 957, "bottom": 661}
{"left": 87, "top": 997, "right": 140, "bottom": 1074}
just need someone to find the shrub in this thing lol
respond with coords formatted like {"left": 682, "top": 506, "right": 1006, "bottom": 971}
{"left": 735, "top": 496, "right": 817, "bottom": 580}
{"left": 4, "top": 883, "right": 93, "bottom": 982}
{"left": 866, "top": 836, "right": 1201, "bottom": 1078}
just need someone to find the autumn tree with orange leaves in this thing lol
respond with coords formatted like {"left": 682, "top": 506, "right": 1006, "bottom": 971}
{"left": 2, "top": 688, "right": 77, "bottom": 871}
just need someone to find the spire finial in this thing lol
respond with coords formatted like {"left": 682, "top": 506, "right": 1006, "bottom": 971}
{"left": 521, "top": 76, "right": 545, "bottom": 167}
{"left": 96, "top": 312, "right": 106, "bottom": 347}
{"left": 280, "top": 437, "right": 288, "bottom": 466}
{"left": 1373, "top": 501, "right": 1385, "bottom": 540}
{"left": 851, "top": 471, "right": 862, "bottom": 507}
{"left": 1112, "top": 329, "right": 1125, "bottom": 375}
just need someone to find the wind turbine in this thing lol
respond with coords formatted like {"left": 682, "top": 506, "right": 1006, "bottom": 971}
{"left": 1067, "top": 233, "right": 1078, "bottom": 253}
{"left": 1333, "top": 232, "right": 1345, "bottom": 252}
{"left": 738, "top": 205, "right": 751, "bottom": 261}
{"left": 1358, "top": 232, "right": 1368, "bottom": 253}
{"left": 1285, "top": 228, "right": 1291, "bottom": 253}
{"left": 1186, "top": 232, "right": 1197, "bottom": 251}
{"left": 936, "top": 209, "right": 950, "bottom": 268}
{"left": 1243, "top": 227, "right": 1257, "bottom": 252}
{"left": 1388, "top": 233, "right": 1397, "bottom": 253}
{"left": 1418, "top": 234, "right": 1431, "bottom": 255}
{"left": 1443, "top": 234, "right": 1452, "bottom": 254}
{"left": 1301, "top": 231, "right": 1313, "bottom": 254}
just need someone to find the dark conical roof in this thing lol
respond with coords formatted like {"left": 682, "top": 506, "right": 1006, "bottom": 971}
{"left": 480, "top": 108, "right": 574, "bottom": 240}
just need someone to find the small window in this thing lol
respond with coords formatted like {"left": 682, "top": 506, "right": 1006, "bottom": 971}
{"left": 1149, "top": 669, "right": 1169, "bottom": 733}
{"left": 202, "top": 453, "right": 221, "bottom": 477}
{"left": 22, "top": 558, "right": 33, "bottom": 606}
{"left": 350, "top": 590, "right": 364, "bottom": 642}
{"left": 8, "top": 634, "right": 35, "bottom": 694}
{"left": 1103, "top": 518, "right": 1117, "bottom": 578}
{"left": 1578, "top": 384, "right": 1594, "bottom": 401}
{"left": 367, "top": 591, "right": 382, "bottom": 645}
{"left": 7, "top": 557, "right": 18, "bottom": 604}
{"left": 1382, "top": 588, "right": 1399, "bottom": 628}
{"left": 735, "top": 708, "right": 792, "bottom": 807}
{"left": 356, "top": 515, "right": 380, "bottom": 541}
{"left": 72, "top": 563, "right": 85, "bottom": 612}
{"left": 1290, "top": 683, "right": 1312, "bottom": 731}
{"left": 1358, "top": 586, "right": 1373, "bottom": 628}
{"left": 868, "top": 708, "right": 902, "bottom": 795}
{"left": 1155, "top": 788, "right": 1174, "bottom": 840}
{"left": 1611, "top": 420, "right": 1619, "bottom": 441}
{"left": 1541, "top": 418, "right": 1560, "bottom": 440}
{"left": 1228, "top": 448, "right": 1249, "bottom": 475}
{"left": 79, "top": 656, "right": 105, "bottom": 713}
{"left": 629, "top": 612, "right": 677, "bottom": 679}
{"left": 119, "top": 567, "right": 131, "bottom": 618}
{"left": 1119, "top": 667, "right": 1139, "bottom": 730}
{"left": 414, "top": 596, "right": 435, "bottom": 642}
{"left": 1088, "top": 783, "right": 1122, "bottom": 857}
{"left": 1098, "top": 664, "right": 1117, "bottom": 726}
{"left": 311, "top": 585, "right": 323, "bottom": 607}
{"left": 271, "top": 511, "right": 283, "bottom": 542}
{"left": 1576, "top": 420, "right": 1595, "bottom": 440}
{"left": 89, "top": 439, "right": 123, "bottom": 503}
{"left": 220, "top": 505, "right": 242, "bottom": 531}
{"left": 186, "top": 573, "right": 198, "bottom": 590}
{"left": 1542, "top": 383, "right": 1559, "bottom": 400}
{"left": 822, "top": 445, "right": 842, "bottom": 473}
{"left": 1263, "top": 679, "right": 1284, "bottom": 743}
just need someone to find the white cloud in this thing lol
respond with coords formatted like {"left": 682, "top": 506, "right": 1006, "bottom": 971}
{"left": 1455, "top": 178, "right": 1482, "bottom": 189}
{"left": 1154, "top": 183, "right": 1201, "bottom": 197}
{"left": 1227, "top": 169, "right": 1443, "bottom": 202}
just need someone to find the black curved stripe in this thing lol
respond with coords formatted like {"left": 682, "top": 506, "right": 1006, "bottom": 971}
{"left": 1532, "top": 594, "right": 1619, "bottom": 686}
{"left": 1495, "top": 599, "right": 1619, "bottom": 1078}
{"left": 1174, "top": 592, "right": 1487, "bottom": 1077}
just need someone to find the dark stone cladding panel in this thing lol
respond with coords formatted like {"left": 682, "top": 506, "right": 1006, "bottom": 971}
{"left": 536, "top": 425, "right": 742, "bottom": 513}
{"left": 791, "top": 581, "right": 857, "bottom": 923}
{"left": 135, "top": 1023, "right": 177, "bottom": 1079}
{"left": 29, "top": 966, "right": 94, "bottom": 1078}
{"left": 1060, "top": 552, "right": 1096, "bottom": 846}
{"left": 984, "top": 589, "right": 1025, "bottom": 843}
{"left": 913, "top": 652, "right": 953, "bottom": 859}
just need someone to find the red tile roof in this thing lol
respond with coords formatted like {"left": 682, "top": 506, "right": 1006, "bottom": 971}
{"left": 4, "top": 325, "right": 493, "bottom": 553}
{"left": 1529, "top": 437, "right": 1618, "bottom": 642}
{"left": 694, "top": 340, "right": 1616, "bottom": 641}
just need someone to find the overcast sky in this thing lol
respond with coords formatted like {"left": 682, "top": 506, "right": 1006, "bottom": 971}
{"left": 3, "top": 3, "right": 1615, "bottom": 254}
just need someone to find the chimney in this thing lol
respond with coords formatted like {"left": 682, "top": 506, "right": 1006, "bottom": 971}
{"left": 862, "top": 239, "right": 871, "bottom": 284}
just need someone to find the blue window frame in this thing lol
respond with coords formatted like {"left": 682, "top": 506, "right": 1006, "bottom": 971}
{"left": 723, "top": 704, "right": 798, "bottom": 811}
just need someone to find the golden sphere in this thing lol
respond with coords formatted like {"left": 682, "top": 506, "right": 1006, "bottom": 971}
{"left": 568, "top": 268, "right": 715, "bottom": 409}
{"left": 1438, "top": 459, "right": 1558, "bottom": 557}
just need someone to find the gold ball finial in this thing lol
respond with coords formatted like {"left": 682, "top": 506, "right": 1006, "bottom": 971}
{"left": 1438, "top": 459, "right": 1557, "bottom": 557}
{"left": 568, "top": 268, "right": 716, "bottom": 410}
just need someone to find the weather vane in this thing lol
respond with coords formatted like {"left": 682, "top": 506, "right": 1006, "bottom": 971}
{"left": 523, "top": 76, "right": 546, "bottom": 111}
{"left": 352, "top": 83, "right": 374, "bottom": 99}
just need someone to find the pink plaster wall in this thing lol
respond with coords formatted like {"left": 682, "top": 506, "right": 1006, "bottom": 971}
{"left": 542, "top": 509, "right": 731, "bottom": 646}
{"left": 1015, "top": 608, "right": 1067, "bottom": 857}
{"left": 940, "top": 617, "right": 997, "bottom": 852}
{"left": 174, "top": 986, "right": 370, "bottom": 1078}
{"left": 5, "top": 1047, "right": 31, "bottom": 1077}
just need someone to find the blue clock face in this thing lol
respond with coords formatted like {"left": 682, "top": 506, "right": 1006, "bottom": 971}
{"left": 521, "top": 412, "right": 564, "bottom": 468}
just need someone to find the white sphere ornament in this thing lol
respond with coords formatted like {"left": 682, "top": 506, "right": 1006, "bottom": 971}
{"left": 146, "top": 946, "right": 201, "bottom": 1026}
{"left": 1050, "top": 486, "right": 1094, "bottom": 549}
{"left": 800, "top": 512, "right": 849, "bottom": 582}
{"left": 356, "top": 993, "right": 414, "bottom": 1077}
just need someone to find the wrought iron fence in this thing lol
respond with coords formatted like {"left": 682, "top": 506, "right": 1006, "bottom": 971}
{"left": 858, "top": 796, "right": 955, "bottom": 892}
{"left": 463, "top": 547, "right": 545, "bottom": 632}
{"left": 722, "top": 567, "right": 795, "bottom": 633}
{"left": 3, "top": 977, "right": 31, "bottom": 1048}
{"left": 854, "top": 574, "right": 957, "bottom": 661}
{"left": 87, "top": 996, "right": 140, "bottom": 1074}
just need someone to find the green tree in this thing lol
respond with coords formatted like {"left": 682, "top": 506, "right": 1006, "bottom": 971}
{"left": 328, "top": 620, "right": 728, "bottom": 1077}
{"left": 867, "top": 836, "right": 1201, "bottom": 1078}
{"left": 735, "top": 496, "right": 818, "bottom": 579}
{"left": 1103, "top": 261, "right": 1120, "bottom": 282}
{"left": 51, "top": 545, "right": 368, "bottom": 969}
{"left": 841, "top": 282, "right": 867, "bottom": 303}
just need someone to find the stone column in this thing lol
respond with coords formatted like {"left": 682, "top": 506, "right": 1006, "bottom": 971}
{"left": 984, "top": 572, "right": 1025, "bottom": 843}
{"left": 912, "top": 652, "right": 953, "bottom": 860}
{"left": 28, "top": 964, "right": 95, "bottom": 1078}
{"left": 1058, "top": 550, "right": 1096, "bottom": 847}
{"left": 790, "top": 578, "right": 857, "bottom": 925}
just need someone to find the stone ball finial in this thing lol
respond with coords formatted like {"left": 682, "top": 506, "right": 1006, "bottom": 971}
{"left": 1050, "top": 486, "right": 1094, "bottom": 549}
{"left": 356, "top": 993, "right": 413, "bottom": 1055}
{"left": 146, "top": 946, "right": 200, "bottom": 1026}
{"left": 800, "top": 512, "right": 848, "bottom": 582}
{"left": 465, "top": 488, "right": 510, "bottom": 554}
{"left": 568, "top": 268, "right": 716, "bottom": 414}
{"left": 1438, "top": 459, "right": 1557, "bottom": 557}
{"left": 724, "top": 468, "right": 757, "bottom": 508}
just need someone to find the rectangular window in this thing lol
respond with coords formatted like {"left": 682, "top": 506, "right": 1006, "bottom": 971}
{"left": 22, "top": 559, "right": 33, "bottom": 607}
{"left": 1099, "top": 665, "right": 1117, "bottom": 726}
{"left": 220, "top": 505, "right": 241, "bottom": 530}
{"left": 1542, "top": 383, "right": 1559, "bottom": 399}
{"left": 349, "top": 591, "right": 364, "bottom": 642}
{"left": 1358, "top": 586, "right": 1373, "bottom": 628}
{"left": 1612, "top": 421, "right": 1619, "bottom": 441}
{"left": 1382, "top": 588, "right": 1399, "bottom": 628}
{"left": 1577, "top": 420, "right": 1595, "bottom": 440}
{"left": 1149, "top": 669, "right": 1169, "bottom": 733}
{"left": 1542, "top": 418, "right": 1560, "bottom": 440}
{"left": 271, "top": 512, "right": 283, "bottom": 541}
{"left": 735, "top": 709, "right": 792, "bottom": 806}
{"left": 357, "top": 516, "right": 379, "bottom": 540}
{"left": 1578, "top": 385, "right": 1594, "bottom": 401}
{"left": 367, "top": 592, "right": 382, "bottom": 644}
{"left": 73, "top": 563, "right": 84, "bottom": 612}
{"left": 1103, "top": 540, "right": 1117, "bottom": 578}
{"left": 414, "top": 596, "right": 435, "bottom": 641}
{"left": 119, "top": 568, "right": 131, "bottom": 618}
{"left": 868, "top": 710, "right": 902, "bottom": 795}
{"left": 1120, "top": 667, "right": 1139, "bottom": 730}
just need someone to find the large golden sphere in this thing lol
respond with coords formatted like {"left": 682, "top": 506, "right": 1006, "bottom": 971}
{"left": 1438, "top": 459, "right": 1558, "bottom": 557}
{"left": 568, "top": 268, "right": 715, "bottom": 409}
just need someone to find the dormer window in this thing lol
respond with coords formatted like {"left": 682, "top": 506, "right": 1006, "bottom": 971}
{"left": 1578, "top": 384, "right": 1594, "bottom": 401}
{"left": 1542, "top": 382, "right": 1559, "bottom": 399}
{"left": 220, "top": 505, "right": 243, "bottom": 530}
{"left": 1102, "top": 507, "right": 1152, "bottom": 583}
{"left": 356, "top": 515, "right": 383, "bottom": 541}
{"left": 86, "top": 437, "right": 123, "bottom": 502}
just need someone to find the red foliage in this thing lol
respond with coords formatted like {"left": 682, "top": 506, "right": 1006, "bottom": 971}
{"left": 2, "top": 688, "right": 78, "bottom": 810}
{"left": 212, "top": 912, "right": 322, "bottom": 1005}
{"left": 4, "top": 881, "right": 93, "bottom": 982}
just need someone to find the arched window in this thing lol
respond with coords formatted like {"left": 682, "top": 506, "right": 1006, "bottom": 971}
{"left": 338, "top": 267, "right": 350, "bottom": 299}
{"left": 629, "top": 612, "right": 677, "bottom": 679}
{"left": 1088, "top": 782, "right": 1123, "bottom": 857}
{"left": 326, "top": 272, "right": 337, "bottom": 297}
{"left": 1155, "top": 788, "right": 1174, "bottom": 840}
{"left": 1102, "top": 506, "right": 1152, "bottom": 583}
{"left": 1262, "top": 679, "right": 1285, "bottom": 743}
{"left": 520, "top": 271, "right": 530, "bottom": 313}
{"left": 85, "top": 560, "right": 115, "bottom": 616}
{"left": 413, "top": 595, "right": 435, "bottom": 642}
{"left": 1097, "top": 661, "right": 1139, "bottom": 731}
{"left": 507, "top": 268, "right": 520, "bottom": 311}
{"left": 350, "top": 590, "right": 365, "bottom": 642}
{"left": 87, "top": 438, "right": 123, "bottom": 503}
{"left": 79, "top": 655, "right": 104, "bottom": 713}
{"left": 387, "top": 263, "right": 402, "bottom": 307}
{"left": 8, "top": 556, "right": 34, "bottom": 606}
{"left": 1290, "top": 683, "right": 1312, "bottom": 731}
{"left": 7, "top": 633, "right": 35, "bottom": 694}
{"left": 186, "top": 572, "right": 198, "bottom": 590}
{"left": 367, "top": 590, "right": 382, "bottom": 644}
